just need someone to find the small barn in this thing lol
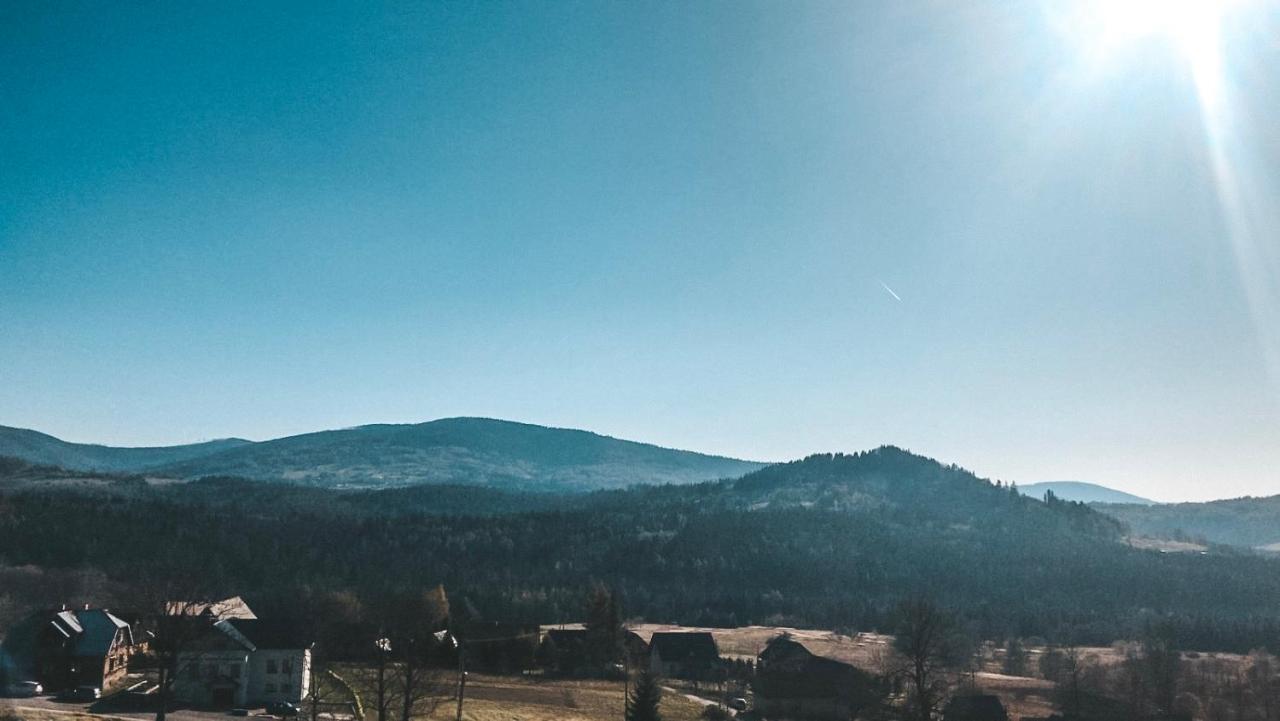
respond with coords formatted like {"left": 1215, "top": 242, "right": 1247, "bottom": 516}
{"left": 943, "top": 693, "right": 1010, "bottom": 721}
{"left": 753, "top": 635, "right": 886, "bottom": 720}
{"left": 648, "top": 632, "right": 719, "bottom": 680}
{"left": 539, "top": 628, "right": 589, "bottom": 675}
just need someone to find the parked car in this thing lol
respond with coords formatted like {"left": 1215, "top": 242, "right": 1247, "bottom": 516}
{"left": 5, "top": 680, "right": 43, "bottom": 697}
{"left": 728, "top": 697, "right": 749, "bottom": 711}
{"left": 59, "top": 685, "right": 101, "bottom": 701}
{"left": 265, "top": 701, "right": 300, "bottom": 717}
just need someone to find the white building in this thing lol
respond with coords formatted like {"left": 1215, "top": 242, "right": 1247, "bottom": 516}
{"left": 173, "top": 617, "right": 312, "bottom": 708}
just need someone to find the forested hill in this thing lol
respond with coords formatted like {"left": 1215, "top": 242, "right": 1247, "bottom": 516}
{"left": 1099, "top": 495, "right": 1280, "bottom": 551}
{"left": 7, "top": 447, "right": 1280, "bottom": 652}
{"left": 0, "top": 425, "right": 250, "bottom": 473}
{"left": 0, "top": 418, "right": 766, "bottom": 491}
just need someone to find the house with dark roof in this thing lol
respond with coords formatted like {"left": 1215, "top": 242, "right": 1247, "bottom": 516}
{"left": 943, "top": 694, "right": 1010, "bottom": 721}
{"left": 648, "top": 632, "right": 719, "bottom": 680}
{"left": 753, "top": 635, "right": 886, "bottom": 720}
{"left": 0, "top": 607, "right": 135, "bottom": 692}
{"left": 538, "top": 626, "right": 650, "bottom": 676}
{"left": 172, "top": 617, "right": 312, "bottom": 708}
{"left": 623, "top": 630, "right": 649, "bottom": 669}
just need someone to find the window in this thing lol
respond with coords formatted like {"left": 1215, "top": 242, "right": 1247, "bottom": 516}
{"left": 281, "top": 658, "right": 292, "bottom": 675}
{"left": 265, "top": 683, "right": 277, "bottom": 693}
{"left": 205, "top": 664, "right": 217, "bottom": 678}
{"left": 230, "top": 664, "right": 241, "bottom": 679}
{"left": 266, "top": 660, "right": 277, "bottom": 674}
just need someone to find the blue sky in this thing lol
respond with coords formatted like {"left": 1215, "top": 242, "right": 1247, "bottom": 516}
{"left": 2, "top": 1, "right": 1278, "bottom": 501}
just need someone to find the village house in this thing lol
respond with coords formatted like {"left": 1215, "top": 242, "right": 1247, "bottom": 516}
{"left": 648, "top": 632, "right": 720, "bottom": 680}
{"left": 167, "top": 596, "right": 257, "bottom": 622}
{"left": 539, "top": 628, "right": 588, "bottom": 675}
{"left": 623, "top": 630, "right": 649, "bottom": 669}
{"left": 454, "top": 622, "right": 535, "bottom": 673}
{"left": 753, "top": 634, "right": 885, "bottom": 720}
{"left": 538, "top": 626, "right": 650, "bottom": 676}
{"left": 943, "top": 693, "right": 1010, "bottom": 721}
{"left": 0, "top": 607, "right": 135, "bottom": 692}
{"left": 172, "top": 617, "right": 312, "bottom": 708}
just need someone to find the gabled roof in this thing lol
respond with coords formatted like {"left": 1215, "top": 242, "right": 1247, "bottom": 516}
{"left": 4, "top": 608, "right": 131, "bottom": 661}
{"left": 167, "top": 597, "right": 257, "bottom": 621}
{"left": 72, "top": 609, "right": 131, "bottom": 657}
{"left": 220, "top": 618, "right": 311, "bottom": 651}
{"left": 51, "top": 611, "right": 83, "bottom": 638}
{"left": 943, "top": 694, "right": 1009, "bottom": 721}
{"left": 649, "top": 632, "right": 718, "bottom": 663}
{"left": 545, "top": 628, "right": 588, "bottom": 644}
{"left": 756, "top": 635, "right": 875, "bottom": 700}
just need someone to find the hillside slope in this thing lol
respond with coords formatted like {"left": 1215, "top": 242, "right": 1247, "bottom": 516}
{"left": 1021, "top": 481, "right": 1154, "bottom": 505}
{"left": 0, "top": 418, "right": 766, "bottom": 491}
{"left": 13, "top": 447, "right": 1277, "bottom": 651}
{"left": 0, "top": 425, "right": 250, "bottom": 473}
{"left": 1099, "top": 495, "right": 1280, "bottom": 550}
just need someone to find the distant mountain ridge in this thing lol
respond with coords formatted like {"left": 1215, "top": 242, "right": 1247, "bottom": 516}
{"left": 1020, "top": 480, "right": 1155, "bottom": 505}
{"left": 0, "top": 418, "right": 767, "bottom": 492}
{"left": 17, "top": 445, "right": 1280, "bottom": 650}
{"left": 1099, "top": 495, "right": 1280, "bottom": 551}
{"left": 0, "top": 425, "right": 251, "bottom": 473}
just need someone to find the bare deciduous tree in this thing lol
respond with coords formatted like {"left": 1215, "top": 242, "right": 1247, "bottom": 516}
{"left": 890, "top": 598, "right": 965, "bottom": 721}
{"left": 125, "top": 568, "right": 220, "bottom": 721}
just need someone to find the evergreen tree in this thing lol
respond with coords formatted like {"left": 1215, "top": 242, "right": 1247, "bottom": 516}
{"left": 1002, "top": 638, "right": 1028, "bottom": 676}
{"left": 584, "top": 583, "right": 621, "bottom": 669}
{"left": 627, "top": 669, "right": 663, "bottom": 721}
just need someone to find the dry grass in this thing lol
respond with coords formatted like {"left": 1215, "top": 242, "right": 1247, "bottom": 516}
{"left": 421, "top": 674, "right": 706, "bottom": 721}
{"left": 1127, "top": 536, "right": 1208, "bottom": 553}
{"left": 0, "top": 704, "right": 134, "bottom": 721}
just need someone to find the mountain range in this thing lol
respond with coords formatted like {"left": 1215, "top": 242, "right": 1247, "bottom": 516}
{"left": 3, "top": 445, "right": 1279, "bottom": 651}
{"left": 8, "top": 417, "right": 1280, "bottom": 556}
{"left": 1099, "top": 496, "right": 1280, "bottom": 551}
{"left": 0, "top": 418, "right": 766, "bottom": 492}
{"left": 1020, "top": 481, "right": 1155, "bottom": 505}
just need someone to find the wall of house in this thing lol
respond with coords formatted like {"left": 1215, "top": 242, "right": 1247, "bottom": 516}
{"left": 756, "top": 696, "right": 850, "bottom": 721}
{"left": 246, "top": 649, "right": 310, "bottom": 705}
{"left": 172, "top": 650, "right": 251, "bottom": 707}
{"left": 100, "top": 640, "right": 132, "bottom": 691}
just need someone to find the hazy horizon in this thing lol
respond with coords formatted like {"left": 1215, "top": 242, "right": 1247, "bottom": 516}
{"left": 4, "top": 2, "right": 1279, "bottom": 502}
{"left": 0, "top": 414, "right": 1227, "bottom": 503}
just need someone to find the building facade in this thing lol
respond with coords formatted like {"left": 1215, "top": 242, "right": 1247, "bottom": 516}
{"left": 173, "top": 618, "right": 311, "bottom": 708}
{"left": 0, "top": 607, "right": 135, "bottom": 692}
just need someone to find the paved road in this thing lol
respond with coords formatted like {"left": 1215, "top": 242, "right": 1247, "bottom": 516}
{"left": 1, "top": 695, "right": 231, "bottom": 721}
{"left": 660, "top": 686, "right": 737, "bottom": 717}
{"left": 0, "top": 696, "right": 348, "bottom": 721}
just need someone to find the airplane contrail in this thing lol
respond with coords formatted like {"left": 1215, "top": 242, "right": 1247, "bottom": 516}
{"left": 878, "top": 280, "right": 902, "bottom": 302}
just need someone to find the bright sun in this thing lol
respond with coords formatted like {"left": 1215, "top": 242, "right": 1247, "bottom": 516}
{"left": 1082, "top": 0, "right": 1233, "bottom": 106}
{"left": 1096, "top": 0, "right": 1224, "bottom": 43}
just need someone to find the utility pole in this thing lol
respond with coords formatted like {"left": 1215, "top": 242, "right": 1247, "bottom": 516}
{"left": 623, "top": 651, "right": 630, "bottom": 720}
{"left": 455, "top": 640, "right": 467, "bottom": 721}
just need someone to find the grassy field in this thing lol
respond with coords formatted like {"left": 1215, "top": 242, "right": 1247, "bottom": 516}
{"left": 422, "top": 674, "right": 707, "bottom": 721}
{"left": 0, "top": 705, "right": 134, "bottom": 721}
{"left": 328, "top": 665, "right": 707, "bottom": 721}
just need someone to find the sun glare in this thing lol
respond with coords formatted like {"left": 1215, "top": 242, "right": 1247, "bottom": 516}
{"left": 1091, "top": 0, "right": 1230, "bottom": 105}
{"left": 1055, "top": 0, "right": 1280, "bottom": 397}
